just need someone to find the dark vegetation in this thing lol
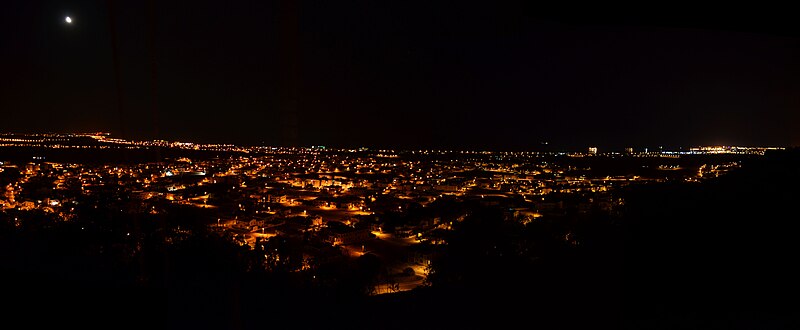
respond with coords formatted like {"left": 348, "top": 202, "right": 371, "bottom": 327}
{"left": 622, "top": 150, "right": 800, "bottom": 329}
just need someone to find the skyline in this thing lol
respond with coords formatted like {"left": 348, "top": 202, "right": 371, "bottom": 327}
{"left": 1, "top": 129, "right": 796, "bottom": 152}
{"left": 0, "top": 131, "right": 788, "bottom": 155}
{"left": 2, "top": 2, "right": 800, "bottom": 150}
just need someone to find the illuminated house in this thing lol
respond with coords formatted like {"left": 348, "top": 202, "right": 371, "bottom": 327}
{"left": 324, "top": 221, "right": 371, "bottom": 245}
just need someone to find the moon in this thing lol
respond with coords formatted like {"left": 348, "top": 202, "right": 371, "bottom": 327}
{"left": 65, "top": 16, "right": 72, "bottom": 24}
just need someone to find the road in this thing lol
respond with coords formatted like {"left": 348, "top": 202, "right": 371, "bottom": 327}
{"left": 340, "top": 233, "right": 428, "bottom": 294}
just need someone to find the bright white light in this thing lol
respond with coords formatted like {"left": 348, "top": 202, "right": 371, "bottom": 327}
{"left": 65, "top": 16, "right": 72, "bottom": 23}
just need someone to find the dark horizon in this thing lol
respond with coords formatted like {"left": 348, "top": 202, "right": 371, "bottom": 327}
{"left": 3, "top": 1, "right": 800, "bottom": 150}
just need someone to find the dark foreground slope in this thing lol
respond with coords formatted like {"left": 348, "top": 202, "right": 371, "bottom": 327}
{"left": 621, "top": 149, "right": 800, "bottom": 329}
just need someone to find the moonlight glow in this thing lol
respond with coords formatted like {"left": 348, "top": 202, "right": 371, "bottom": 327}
{"left": 65, "top": 16, "right": 72, "bottom": 23}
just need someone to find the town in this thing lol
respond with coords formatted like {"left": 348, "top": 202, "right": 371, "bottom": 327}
{"left": 0, "top": 132, "right": 775, "bottom": 294}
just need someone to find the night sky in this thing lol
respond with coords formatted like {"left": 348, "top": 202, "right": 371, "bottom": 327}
{"left": 2, "top": 1, "right": 799, "bottom": 150}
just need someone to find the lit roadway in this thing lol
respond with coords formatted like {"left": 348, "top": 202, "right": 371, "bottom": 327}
{"left": 340, "top": 233, "right": 428, "bottom": 293}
